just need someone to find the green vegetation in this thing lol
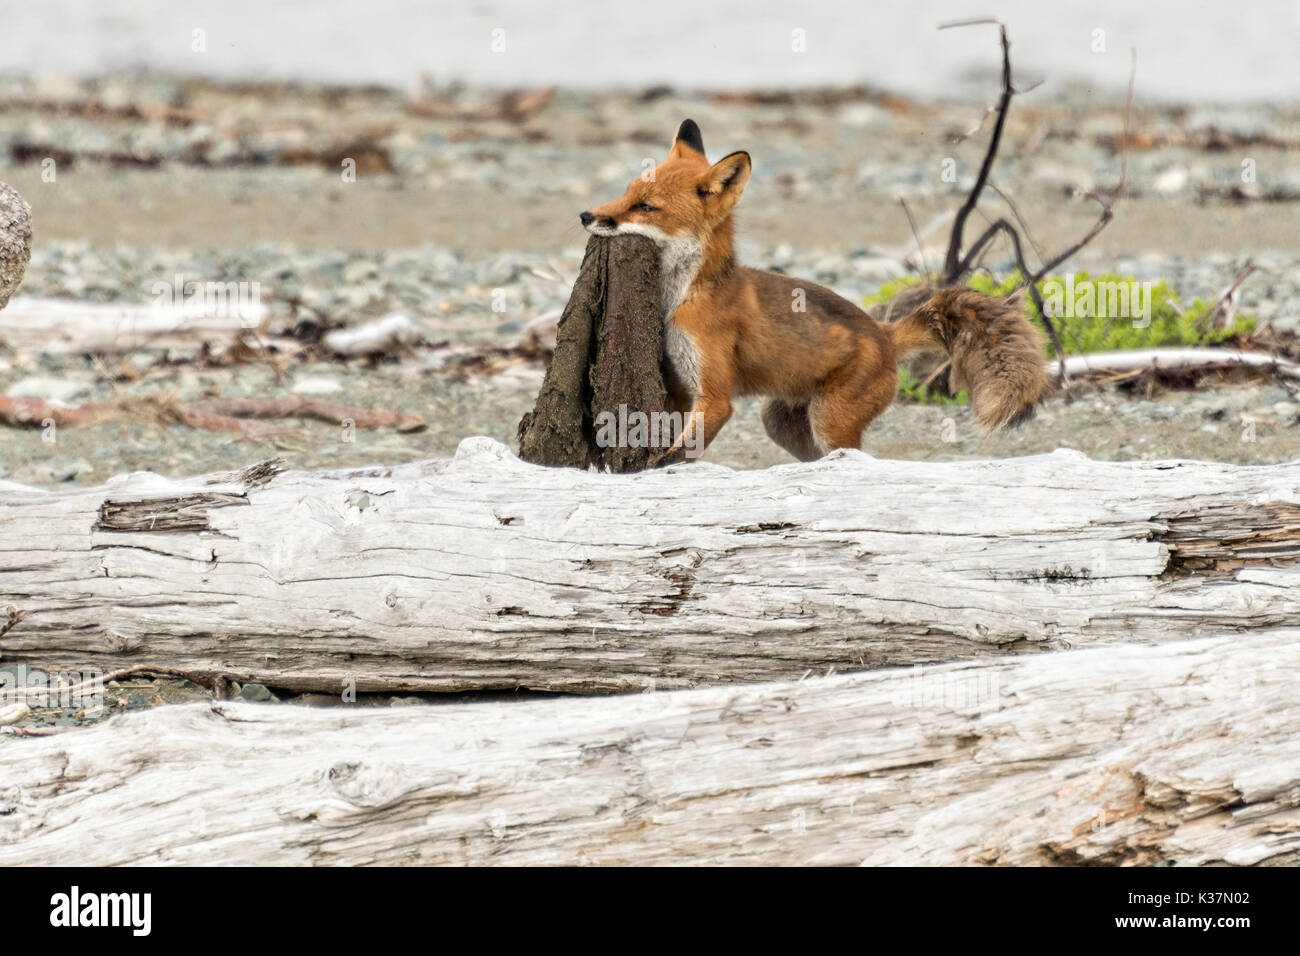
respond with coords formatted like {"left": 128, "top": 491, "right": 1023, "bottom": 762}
{"left": 866, "top": 272, "right": 1255, "bottom": 355}
{"left": 897, "top": 367, "right": 967, "bottom": 405}
{"left": 967, "top": 271, "right": 1254, "bottom": 353}
{"left": 863, "top": 275, "right": 927, "bottom": 309}
{"left": 869, "top": 272, "right": 1256, "bottom": 405}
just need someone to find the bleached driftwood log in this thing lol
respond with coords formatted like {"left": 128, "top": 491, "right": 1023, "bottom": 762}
{"left": 0, "top": 296, "right": 266, "bottom": 353}
{"left": 3, "top": 629, "right": 1296, "bottom": 866}
{"left": 1062, "top": 347, "right": 1300, "bottom": 382}
{"left": 1, "top": 438, "right": 1297, "bottom": 693}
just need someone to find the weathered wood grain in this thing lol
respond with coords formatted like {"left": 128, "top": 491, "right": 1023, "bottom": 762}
{"left": 1, "top": 438, "right": 1298, "bottom": 693}
{"left": 2, "top": 630, "right": 1296, "bottom": 866}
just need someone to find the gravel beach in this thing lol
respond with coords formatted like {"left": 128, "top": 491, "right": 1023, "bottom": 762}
{"left": 1, "top": 74, "right": 1297, "bottom": 487}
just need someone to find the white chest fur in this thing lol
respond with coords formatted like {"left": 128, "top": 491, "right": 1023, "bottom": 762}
{"left": 656, "top": 237, "right": 704, "bottom": 398}
{"left": 654, "top": 236, "right": 704, "bottom": 320}
{"left": 663, "top": 322, "right": 701, "bottom": 397}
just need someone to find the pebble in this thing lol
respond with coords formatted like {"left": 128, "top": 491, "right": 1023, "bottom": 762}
{"left": 1152, "top": 167, "right": 1190, "bottom": 196}
{"left": 6, "top": 458, "right": 95, "bottom": 484}
{"left": 235, "top": 682, "right": 275, "bottom": 702}
{"left": 5, "top": 376, "right": 90, "bottom": 403}
{"left": 291, "top": 376, "right": 344, "bottom": 396}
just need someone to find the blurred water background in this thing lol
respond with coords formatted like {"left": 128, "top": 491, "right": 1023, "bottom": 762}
{"left": 4, "top": 0, "right": 1296, "bottom": 102}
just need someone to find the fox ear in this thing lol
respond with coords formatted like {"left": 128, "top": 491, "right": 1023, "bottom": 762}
{"left": 700, "top": 150, "right": 751, "bottom": 205}
{"left": 669, "top": 119, "right": 707, "bottom": 161}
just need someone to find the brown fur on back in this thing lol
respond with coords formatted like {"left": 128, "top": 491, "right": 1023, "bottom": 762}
{"left": 890, "top": 289, "right": 1049, "bottom": 430}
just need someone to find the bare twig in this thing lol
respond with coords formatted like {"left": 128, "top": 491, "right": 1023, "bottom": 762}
{"left": 4, "top": 725, "right": 81, "bottom": 737}
{"left": 957, "top": 218, "right": 1070, "bottom": 377}
{"left": 1033, "top": 48, "right": 1135, "bottom": 383}
{"left": 897, "top": 197, "right": 934, "bottom": 278}
{"left": 986, "top": 181, "right": 1048, "bottom": 265}
{"left": 0, "top": 394, "right": 421, "bottom": 435}
{"left": 245, "top": 326, "right": 289, "bottom": 391}
{"left": 938, "top": 18, "right": 1015, "bottom": 284}
{"left": 1035, "top": 49, "right": 1134, "bottom": 282}
{"left": 941, "top": 40, "right": 1138, "bottom": 388}
{"left": 930, "top": 19, "right": 1068, "bottom": 384}
{"left": 921, "top": 360, "right": 952, "bottom": 392}
{"left": 1204, "top": 261, "right": 1259, "bottom": 329}
{"left": 186, "top": 396, "right": 424, "bottom": 430}
{"left": 955, "top": 102, "right": 998, "bottom": 143}
{"left": 42, "top": 665, "right": 232, "bottom": 703}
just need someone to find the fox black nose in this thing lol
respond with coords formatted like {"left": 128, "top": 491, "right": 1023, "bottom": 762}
{"left": 579, "top": 211, "right": 595, "bottom": 226}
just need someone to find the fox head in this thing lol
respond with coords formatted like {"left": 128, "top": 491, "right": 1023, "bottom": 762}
{"left": 580, "top": 120, "right": 751, "bottom": 243}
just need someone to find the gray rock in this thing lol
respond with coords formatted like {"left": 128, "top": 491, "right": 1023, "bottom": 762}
{"left": 290, "top": 376, "right": 344, "bottom": 396}
{"left": 0, "top": 182, "right": 32, "bottom": 310}
{"left": 343, "top": 259, "right": 381, "bottom": 284}
{"left": 10, "top": 459, "right": 96, "bottom": 485}
{"left": 1152, "top": 166, "right": 1190, "bottom": 196}
{"left": 235, "top": 682, "right": 275, "bottom": 702}
{"left": 6, "top": 376, "right": 92, "bottom": 403}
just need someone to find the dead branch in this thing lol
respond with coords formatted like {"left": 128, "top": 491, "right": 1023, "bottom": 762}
{"left": 938, "top": 18, "right": 1015, "bottom": 284}
{"left": 956, "top": 217, "right": 1068, "bottom": 367}
{"left": 186, "top": 396, "right": 424, "bottom": 430}
{"left": 407, "top": 87, "right": 555, "bottom": 123}
{"left": 4, "top": 725, "right": 80, "bottom": 737}
{"left": 9, "top": 142, "right": 162, "bottom": 170}
{"left": 275, "top": 124, "right": 396, "bottom": 174}
{"left": 0, "top": 394, "right": 423, "bottom": 435}
{"left": 0, "top": 395, "right": 119, "bottom": 428}
{"left": 178, "top": 407, "right": 290, "bottom": 440}
{"left": 896, "top": 197, "right": 934, "bottom": 277}
{"left": 1205, "top": 261, "right": 1259, "bottom": 329}
{"left": 932, "top": 24, "right": 1137, "bottom": 388}
{"left": 985, "top": 182, "right": 1048, "bottom": 264}
{"left": 0, "top": 96, "right": 208, "bottom": 128}
{"left": 1056, "top": 347, "right": 1300, "bottom": 382}
{"left": 5, "top": 665, "right": 233, "bottom": 705}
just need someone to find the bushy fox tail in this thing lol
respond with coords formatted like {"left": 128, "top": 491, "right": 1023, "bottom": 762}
{"left": 890, "top": 288, "right": 1049, "bottom": 430}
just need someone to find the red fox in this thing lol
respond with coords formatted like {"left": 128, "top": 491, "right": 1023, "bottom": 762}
{"left": 579, "top": 119, "right": 1048, "bottom": 461}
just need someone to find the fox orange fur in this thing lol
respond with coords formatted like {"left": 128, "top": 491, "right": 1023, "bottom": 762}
{"left": 579, "top": 119, "right": 1048, "bottom": 461}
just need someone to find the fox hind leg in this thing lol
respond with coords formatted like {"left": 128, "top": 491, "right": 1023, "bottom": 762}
{"left": 761, "top": 399, "right": 821, "bottom": 462}
{"left": 808, "top": 364, "right": 897, "bottom": 454}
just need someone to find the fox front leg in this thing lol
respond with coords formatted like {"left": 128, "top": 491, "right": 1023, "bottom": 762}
{"left": 650, "top": 392, "right": 733, "bottom": 467}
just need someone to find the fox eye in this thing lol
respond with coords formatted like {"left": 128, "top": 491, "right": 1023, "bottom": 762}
{"left": 633, "top": 202, "right": 658, "bottom": 212}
